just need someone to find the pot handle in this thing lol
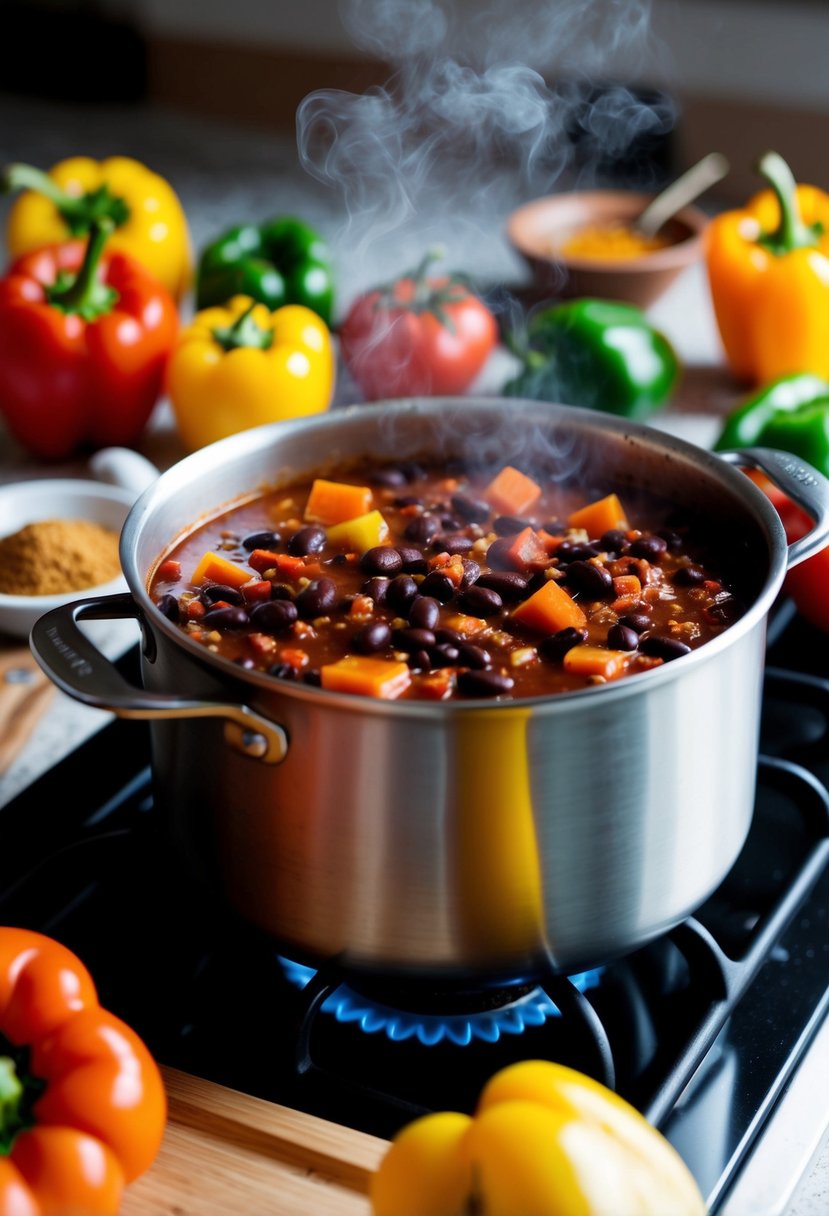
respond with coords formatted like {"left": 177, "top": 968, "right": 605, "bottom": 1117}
{"left": 29, "top": 593, "right": 288, "bottom": 764}
{"left": 719, "top": 446, "right": 829, "bottom": 569}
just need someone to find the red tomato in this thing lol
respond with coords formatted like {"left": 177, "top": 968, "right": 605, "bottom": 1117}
{"left": 747, "top": 470, "right": 829, "bottom": 631}
{"left": 339, "top": 259, "right": 498, "bottom": 400}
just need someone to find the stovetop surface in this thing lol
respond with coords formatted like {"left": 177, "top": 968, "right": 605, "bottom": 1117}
{"left": 2, "top": 604, "right": 828, "bottom": 1214}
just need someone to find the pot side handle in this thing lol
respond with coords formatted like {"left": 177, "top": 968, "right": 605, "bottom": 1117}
{"left": 718, "top": 446, "right": 829, "bottom": 569}
{"left": 29, "top": 593, "right": 288, "bottom": 764}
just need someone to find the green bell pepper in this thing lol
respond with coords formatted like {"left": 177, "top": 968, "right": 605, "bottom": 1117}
{"left": 196, "top": 216, "right": 335, "bottom": 325}
{"left": 713, "top": 371, "right": 829, "bottom": 477}
{"left": 503, "top": 298, "right": 679, "bottom": 419}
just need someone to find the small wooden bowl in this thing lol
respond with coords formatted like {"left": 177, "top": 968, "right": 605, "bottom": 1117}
{"left": 506, "top": 189, "right": 709, "bottom": 310}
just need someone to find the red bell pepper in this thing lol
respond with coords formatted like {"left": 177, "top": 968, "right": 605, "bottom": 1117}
{"left": 0, "top": 219, "right": 178, "bottom": 461}
{"left": 0, "top": 927, "right": 166, "bottom": 1216}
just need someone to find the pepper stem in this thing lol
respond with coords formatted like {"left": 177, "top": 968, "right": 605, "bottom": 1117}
{"left": 756, "top": 151, "right": 822, "bottom": 255}
{"left": 47, "top": 218, "right": 119, "bottom": 322}
{"left": 211, "top": 300, "right": 275, "bottom": 352}
{"left": 2, "top": 162, "right": 130, "bottom": 235}
{"left": 0, "top": 1057, "right": 24, "bottom": 1155}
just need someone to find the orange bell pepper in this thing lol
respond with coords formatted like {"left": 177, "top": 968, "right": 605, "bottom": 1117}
{"left": 705, "top": 150, "right": 829, "bottom": 385}
{"left": 0, "top": 928, "right": 166, "bottom": 1216}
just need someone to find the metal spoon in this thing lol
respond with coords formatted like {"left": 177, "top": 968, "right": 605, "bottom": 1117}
{"left": 635, "top": 152, "right": 730, "bottom": 239}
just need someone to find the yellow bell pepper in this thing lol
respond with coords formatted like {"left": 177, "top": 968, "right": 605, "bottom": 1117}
{"left": 371, "top": 1060, "right": 707, "bottom": 1216}
{"left": 167, "top": 295, "right": 335, "bottom": 452}
{"left": 705, "top": 150, "right": 829, "bottom": 386}
{"left": 3, "top": 156, "right": 192, "bottom": 301}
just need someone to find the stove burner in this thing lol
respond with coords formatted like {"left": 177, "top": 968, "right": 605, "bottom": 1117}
{"left": 279, "top": 956, "right": 604, "bottom": 1046}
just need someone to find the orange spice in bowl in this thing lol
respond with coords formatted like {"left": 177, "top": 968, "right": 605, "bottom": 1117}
{"left": 557, "top": 221, "right": 672, "bottom": 260}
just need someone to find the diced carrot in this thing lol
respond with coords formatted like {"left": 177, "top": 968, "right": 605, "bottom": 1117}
{"left": 612, "top": 575, "right": 641, "bottom": 599}
{"left": 563, "top": 646, "right": 630, "bottom": 680}
{"left": 280, "top": 647, "right": 310, "bottom": 669}
{"left": 536, "top": 529, "right": 566, "bottom": 554}
{"left": 567, "top": 493, "right": 629, "bottom": 537}
{"left": 348, "top": 594, "right": 375, "bottom": 619}
{"left": 512, "top": 579, "right": 587, "bottom": 633}
{"left": 484, "top": 466, "right": 542, "bottom": 515}
{"left": 305, "top": 479, "right": 373, "bottom": 525}
{"left": 191, "top": 551, "right": 252, "bottom": 588}
{"left": 186, "top": 600, "right": 206, "bottom": 620}
{"left": 247, "top": 549, "right": 283, "bottom": 575}
{"left": 443, "top": 613, "right": 488, "bottom": 636}
{"left": 247, "top": 632, "right": 278, "bottom": 659}
{"left": 321, "top": 656, "right": 411, "bottom": 699}
{"left": 505, "top": 527, "right": 551, "bottom": 572}
{"left": 418, "top": 670, "right": 454, "bottom": 700}
{"left": 240, "top": 578, "right": 273, "bottom": 604}
{"left": 156, "top": 559, "right": 182, "bottom": 582}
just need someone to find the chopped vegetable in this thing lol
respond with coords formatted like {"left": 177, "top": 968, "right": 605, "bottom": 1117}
{"left": 505, "top": 527, "right": 551, "bottom": 572}
{"left": 567, "top": 493, "right": 629, "bottom": 536}
{"left": 305, "top": 478, "right": 374, "bottom": 525}
{"left": 512, "top": 579, "right": 587, "bottom": 633}
{"left": 326, "top": 509, "right": 390, "bottom": 551}
{"left": 190, "top": 551, "right": 252, "bottom": 588}
{"left": 484, "top": 466, "right": 542, "bottom": 516}
{"left": 321, "top": 656, "right": 411, "bottom": 699}
{"left": 563, "top": 645, "right": 630, "bottom": 679}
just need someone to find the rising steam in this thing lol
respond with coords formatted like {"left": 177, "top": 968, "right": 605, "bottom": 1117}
{"left": 296, "top": 0, "right": 676, "bottom": 295}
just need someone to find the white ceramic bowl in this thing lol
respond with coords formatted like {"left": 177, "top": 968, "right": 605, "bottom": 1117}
{"left": 0, "top": 479, "right": 136, "bottom": 640}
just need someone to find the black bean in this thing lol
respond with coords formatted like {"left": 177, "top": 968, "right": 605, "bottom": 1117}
{"left": 435, "top": 627, "right": 463, "bottom": 646}
{"left": 394, "top": 627, "right": 437, "bottom": 652}
{"left": 459, "top": 585, "right": 503, "bottom": 617}
{"left": 354, "top": 621, "right": 392, "bottom": 654}
{"left": 361, "top": 577, "right": 390, "bottom": 605}
{"left": 393, "top": 494, "right": 423, "bottom": 508}
{"left": 451, "top": 494, "right": 491, "bottom": 523}
{"left": 268, "top": 663, "right": 298, "bottom": 680}
{"left": 629, "top": 536, "right": 668, "bottom": 562}
{"left": 249, "top": 599, "right": 298, "bottom": 634}
{"left": 271, "top": 584, "right": 295, "bottom": 600}
{"left": 658, "top": 528, "right": 684, "bottom": 551}
{"left": 399, "top": 461, "right": 426, "bottom": 482}
{"left": 493, "top": 515, "right": 531, "bottom": 536}
{"left": 419, "top": 572, "right": 455, "bottom": 603}
{"left": 361, "top": 546, "right": 403, "bottom": 576}
{"left": 295, "top": 577, "right": 338, "bottom": 618}
{"left": 539, "top": 627, "right": 587, "bottom": 662}
{"left": 566, "top": 560, "right": 614, "bottom": 599}
{"left": 396, "top": 546, "right": 429, "bottom": 574}
{"left": 303, "top": 668, "right": 322, "bottom": 686}
{"left": 600, "top": 529, "right": 629, "bottom": 555}
{"left": 608, "top": 624, "right": 639, "bottom": 651}
{"left": 441, "top": 516, "right": 462, "bottom": 532}
{"left": 202, "top": 583, "right": 244, "bottom": 606}
{"left": 476, "top": 571, "right": 529, "bottom": 601}
{"left": 235, "top": 657, "right": 256, "bottom": 670}
{"left": 457, "top": 642, "right": 491, "bottom": 669}
{"left": 242, "top": 530, "right": 281, "bottom": 552}
{"left": 544, "top": 520, "right": 567, "bottom": 535}
{"left": 369, "top": 467, "right": 408, "bottom": 488}
{"left": 328, "top": 553, "right": 350, "bottom": 567}
{"left": 554, "top": 541, "right": 603, "bottom": 563}
{"left": 460, "top": 559, "right": 481, "bottom": 589}
{"left": 404, "top": 514, "right": 441, "bottom": 544}
{"left": 409, "top": 596, "right": 441, "bottom": 630}
{"left": 408, "top": 649, "right": 432, "bottom": 672}
{"left": 441, "top": 534, "right": 474, "bottom": 555}
{"left": 202, "top": 606, "right": 250, "bottom": 631}
{"left": 619, "top": 613, "right": 651, "bottom": 634}
{"left": 157, "top": 593, "right": 180, "bottom": 624}
{"left": 526, "top": 571, "right": 548, "bottom": 595}
{"left": 640, "top": 635, "right": 692, "bottom": 661}
{"left": 430, "top": 643, "right": 460, "bottom": 668}
{"left": 457, "top": 669, "right": 515, "bottom": 697}
{"left": 386, "top": 574, "right": 419, "bottom": 611}
{"left": 486, "top": 537, "right": 517, "bottom": 571}
{"left": 672, "top": 565, "right": 705, "bottom": 586}
{"left": 288, "top": 525, "right": 326, "bottom": 556}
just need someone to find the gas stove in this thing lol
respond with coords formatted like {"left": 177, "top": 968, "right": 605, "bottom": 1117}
{"left": 2, "top": 600, "right": 828, "bottom": 1215}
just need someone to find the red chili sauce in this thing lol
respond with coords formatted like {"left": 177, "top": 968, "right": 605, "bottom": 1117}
{"left": 148, "top": 457, "right": 744, "bottom": 701}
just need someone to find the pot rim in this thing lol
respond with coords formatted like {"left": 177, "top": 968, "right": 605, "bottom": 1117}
{"left": 123, "top": 396, "right": 791, "bottom": 716}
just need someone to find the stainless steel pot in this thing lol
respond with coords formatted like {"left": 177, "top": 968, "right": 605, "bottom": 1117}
{"left": 30, "top": 399, "right": 829, "bottom": 980}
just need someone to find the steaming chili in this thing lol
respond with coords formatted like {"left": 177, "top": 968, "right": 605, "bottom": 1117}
{"left": 148, "top": 459, "right": 744, "bottom": 700}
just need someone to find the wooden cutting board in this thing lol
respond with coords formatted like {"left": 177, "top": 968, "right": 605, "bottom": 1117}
{"left": 121, "top": 1067, "right": 386, "bottom": 1215}
{"left": 0, "top": 642, "right": 55, "bottom": 775}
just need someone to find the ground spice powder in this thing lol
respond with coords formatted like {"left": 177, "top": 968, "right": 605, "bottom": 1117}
{"left": 0, "top": 519, "right": 122, "bottom": 596}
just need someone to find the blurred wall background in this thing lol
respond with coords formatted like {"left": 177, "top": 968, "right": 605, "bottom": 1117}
{"left": 2, "top": 0, "right": 828, "bottom": 200}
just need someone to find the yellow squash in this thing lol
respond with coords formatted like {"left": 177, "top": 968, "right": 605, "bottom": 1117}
{"left": 167, "top": 295, "right": 335, "bottom": 451}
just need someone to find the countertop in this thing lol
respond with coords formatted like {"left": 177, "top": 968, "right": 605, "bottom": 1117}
{"left": 0, "top": 92, "right": 827, "bottom": 1215}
